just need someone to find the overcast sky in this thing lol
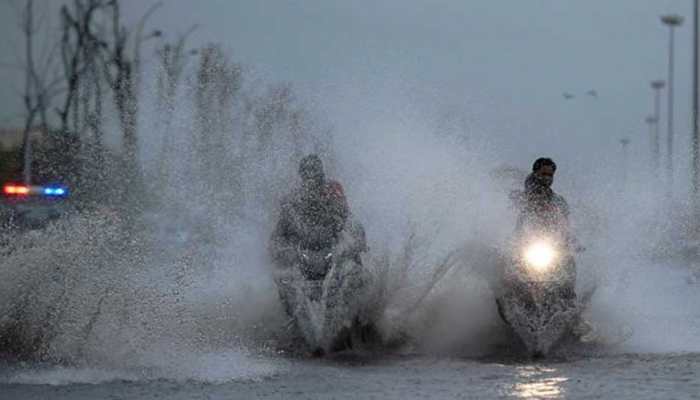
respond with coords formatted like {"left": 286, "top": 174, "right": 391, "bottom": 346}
{"left": 1, "top": 0, "right": 696, "bottom": 182}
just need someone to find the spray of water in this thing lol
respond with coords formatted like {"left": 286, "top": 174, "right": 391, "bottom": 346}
{"left": 2, "top": 58, "right": 700, "bottom": 387}
{"left": 324, "top": 78, "right": 700, "bottom": 356}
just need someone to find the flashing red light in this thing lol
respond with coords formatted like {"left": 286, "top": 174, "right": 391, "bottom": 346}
{"left": 3, "top": 184, "right": 29, "bottom": 195}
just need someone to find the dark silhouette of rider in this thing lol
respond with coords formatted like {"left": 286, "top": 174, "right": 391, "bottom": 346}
{"left": 517, "top": 158, "right": 577, "bottom": 299}
{"left": 517, "top": 158, "right": 569, "bottom": 237}
{"left": 271, "top": 154, "right": 357, "bottom": 270}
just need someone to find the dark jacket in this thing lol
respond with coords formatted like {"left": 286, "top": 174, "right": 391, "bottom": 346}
{"left": 517, "top": 173, "right": 570, "bottom": 237}
{"left": 271, "top": 180, "right": 350, "bottom": 260}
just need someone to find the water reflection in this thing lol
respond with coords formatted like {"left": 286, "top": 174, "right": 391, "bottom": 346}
{"left": 510, "top": 366, "right": 568, "bottom": 399}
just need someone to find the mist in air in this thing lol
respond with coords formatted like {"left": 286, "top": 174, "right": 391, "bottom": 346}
{"left": 1, "top": 0, "right": 699, "bottom": 386}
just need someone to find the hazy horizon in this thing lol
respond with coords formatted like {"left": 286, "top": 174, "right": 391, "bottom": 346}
{"left": 0, "top": 0, "right": 697, "bottom": 194}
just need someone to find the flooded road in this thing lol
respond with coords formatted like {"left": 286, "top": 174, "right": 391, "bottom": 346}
{"left": 2, "top": 352, "right": 699, "bottom": 399}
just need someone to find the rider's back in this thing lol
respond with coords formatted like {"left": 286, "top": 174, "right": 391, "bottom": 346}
{"left": 273, "top": 180, "right": 349, "bottom": 253}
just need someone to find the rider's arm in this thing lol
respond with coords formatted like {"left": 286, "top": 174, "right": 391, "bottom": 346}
{"left": 327, "top": 181, "right": 350, "bottom": 230}
{"left": 326, "top": 181, "right": 370, "bottom": 258}
{"left": 270, "top": 203, "right": 298, "bottom": 266}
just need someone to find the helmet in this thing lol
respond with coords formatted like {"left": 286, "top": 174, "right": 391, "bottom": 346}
{"left": 299, "top": 154, "right": 325, "bottom": 184}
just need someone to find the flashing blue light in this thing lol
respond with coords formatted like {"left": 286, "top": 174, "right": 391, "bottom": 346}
{"left": 43, "top": 186, "right": 67, "bottom": 196}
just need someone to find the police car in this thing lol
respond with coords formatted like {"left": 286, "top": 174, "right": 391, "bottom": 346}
{"left": 1, "top": 183, "right": 70, "bottom": 230}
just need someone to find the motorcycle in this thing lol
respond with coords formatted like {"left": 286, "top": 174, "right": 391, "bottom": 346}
{"left": 495, "top": 229, "right": 586, "bottom": 357}
{"left": 273, "top": 226, "right": 376, "bottom": 355}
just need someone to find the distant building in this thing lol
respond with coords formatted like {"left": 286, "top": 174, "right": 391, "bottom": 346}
{"left": 0, "top": 127, "right": 46, "bottom": 151}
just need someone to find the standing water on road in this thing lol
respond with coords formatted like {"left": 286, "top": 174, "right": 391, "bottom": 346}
{"left": 2, "top": 1, "right": 700, "bottom": 398}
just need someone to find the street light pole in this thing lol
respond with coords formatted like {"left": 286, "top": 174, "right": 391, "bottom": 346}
{"left": 662, "top": 14, "right": 684, "bottom": 198}
{"left": 693, "top": 0, "right": 700, "bottom": 205}
{"left": 646, "top": 115, "right": 658, "bottom": 176}
{"left": 620, "top": 137, "right": 631, "bottom": 187}
{"left": 651, "top": 80, "right": 666, "bottom": 179}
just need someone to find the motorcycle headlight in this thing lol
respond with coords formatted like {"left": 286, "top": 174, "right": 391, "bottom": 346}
{"left": 523, "top": 241, "right": 557, "bottom": 272}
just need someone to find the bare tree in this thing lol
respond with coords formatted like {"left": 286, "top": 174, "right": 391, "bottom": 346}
{"left": 101, "top": 0, "right": 161, "bottom": 177}
{"left": 247, "top": 82, "right": 331, "bottom": 162}
{"left": 193, "top": 44, "right": 242, "bottom": 182}
{"left": 155, "top": 26, "right": 197, "bottom": 181}
{"left": 54, "top": 0, "right": 107, "bottom": 181}
{"left": 14, "top": 0, "right": 63, "bottom": 184}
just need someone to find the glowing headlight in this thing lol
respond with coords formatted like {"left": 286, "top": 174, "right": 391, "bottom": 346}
{"left": 523, "top": 241, "right": 557, "bottom": 272}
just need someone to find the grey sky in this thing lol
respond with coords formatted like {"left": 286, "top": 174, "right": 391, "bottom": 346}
{"left": 1, "top": 0, "right": 696, "bottom": 182}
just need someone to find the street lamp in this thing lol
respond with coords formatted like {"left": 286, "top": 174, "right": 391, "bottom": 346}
{"left": 645, "top": 115, "right": 658, "bottom": 176}
{"left": 650, "top": 80, "right": 665, "bottom": 178}
{"left": 661, "top": 14, "right": 684, "bottom": 197}
{"left": 692, "top": 0, "right": 700, "bottom": 205}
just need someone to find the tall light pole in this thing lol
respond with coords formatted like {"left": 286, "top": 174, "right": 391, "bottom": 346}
{"left": 646, "top": 115, "right": 658, "bottom": 176}
{"left": 693, "top": 0, "right": 699, "bottom": 206}
{"left": 651, "top": 80, "right": 665, "bottom": 179}
{"left": 620, "top": 137, "right": 631, "bottom": 187}
{"left": 661, "top": 14, "right": 684, "bottom": 198}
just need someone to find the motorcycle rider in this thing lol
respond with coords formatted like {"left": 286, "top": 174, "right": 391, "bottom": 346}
{"left": 517, "top": 158, "right": 569, "bottom": 234}
{"left": 516, "top": 158, "right": 577, "bottom": 299}
{"left": 270, "top": 155, "right": 374, "bottom": 354}
{"left": 270, "top": 154, "right": 367, "bottom": 297}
